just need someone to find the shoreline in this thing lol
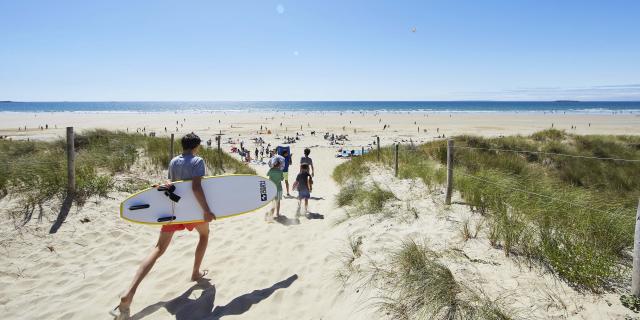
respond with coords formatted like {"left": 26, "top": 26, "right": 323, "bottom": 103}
{"left": 1, "top": 109, "right": 640, "bottom": 115}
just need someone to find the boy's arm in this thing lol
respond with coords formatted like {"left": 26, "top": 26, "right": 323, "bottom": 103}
{"left": 311, "top": 163, "right": 315, "bottom": 177}
{"left": 308, "top": 176, "right": 313, "bottom": 191}
{"left": 192, "top": 176, "right": 216, "bottom": 222}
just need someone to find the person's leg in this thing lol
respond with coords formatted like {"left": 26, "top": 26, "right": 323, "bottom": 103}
{"left": 305, "top": 198, "right": 309, "bottom": 212}
{"left": 119, "top": 231, "right": 174, "bottom": 309}
{"left": 192, "top": 223, "right": 210, "bottom": 281}
{"left": 285, "top": 180, "right": 290, "bottom": 196}
{"left": 266, "top": 206, "right": 273, "bottom": 220}
{"left": 276, "top": 198, "right": 281, "bottom": 216}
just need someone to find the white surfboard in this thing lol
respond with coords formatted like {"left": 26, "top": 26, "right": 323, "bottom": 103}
{"left": 120, "top": 174, "right": 277, "bottom": 225}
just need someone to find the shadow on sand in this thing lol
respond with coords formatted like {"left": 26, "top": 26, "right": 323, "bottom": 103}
{"left": 274, "top": 215, "right": 301, "bottom": 226}
{"left": 49, "top": 193, "right": 73, "bottom": 234}
{"left": 130, "top": 274, "right": 298, "bottom": 320}
{"left": 305, "top": 212, "right": 324, "bottom": 220}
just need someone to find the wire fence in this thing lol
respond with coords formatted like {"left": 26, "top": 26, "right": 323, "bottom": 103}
{"left": 378, "top": 139, "right": 639, "bottom": 224}
{"left": 455, "top": 171, "right": 630, "bottom": 221}
{"left": 452, "top": 145, "right": 640, "bottom": 163}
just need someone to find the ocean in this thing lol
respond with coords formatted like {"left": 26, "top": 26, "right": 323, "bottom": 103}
{"left": 0, "top": 101, "right": 639, "bottom": 114}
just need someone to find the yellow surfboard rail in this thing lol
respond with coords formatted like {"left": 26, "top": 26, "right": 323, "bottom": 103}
{"left": 119, "top": 174, "right": 276, "bottom": 226}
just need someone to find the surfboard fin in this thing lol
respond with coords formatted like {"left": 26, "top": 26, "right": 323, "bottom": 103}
{"left": 157, "top": 216, "right": 177, "bottom": 223}
{"left": 157, "top": 185, "right": 181, "bottom": 203}
{"left": 129, "top": 204, "right": 150, "bottom": 210}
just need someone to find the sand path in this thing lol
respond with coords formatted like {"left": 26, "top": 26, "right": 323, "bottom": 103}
{"left": 0, "top": 141, "right": 362, "bottom": 320}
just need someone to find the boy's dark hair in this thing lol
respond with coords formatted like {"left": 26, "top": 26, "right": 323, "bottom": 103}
{"left": 181, "top": 133, "right": 201, "bottom": 150}
{"left": 301, "top": 164, "right": 309, "bottom": 171}
{"left": 282, "top": 149, "right": 289, "bottom": 156}
{"left": 304, "top": 148, "right": 310, "bottom": 156}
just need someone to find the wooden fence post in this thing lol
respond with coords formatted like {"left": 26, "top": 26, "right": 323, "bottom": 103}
{"left": 394, "top": 143, "right": 399, "bottom": 177}
{"left": 170, "top": 133, "right": 175, "bottom": 158}
{"left": 377, "top": 136, "right": 381, "bottom": 161}
{"left": 445, "top": 139, "right": 454, "bottom": 205}
{"left": 66, "top": 127, "right": 75, "bottom": 195}
{"left": 51, "top": 127, "right": 76, "bottom": 233}
{"left": 633, "top": 198, "right": 640, "bottom": 296}
{"left": 216, "top": 134, "right": 224, "bottom": 172}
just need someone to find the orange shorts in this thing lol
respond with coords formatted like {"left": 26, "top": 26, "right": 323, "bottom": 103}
{"left": 160, "top": 222, "right": 204, "bottom": 232}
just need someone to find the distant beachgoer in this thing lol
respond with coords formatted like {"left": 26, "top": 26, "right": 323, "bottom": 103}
{"left": 293, "top": 164, "right": 313, "bottom": 216}
{"left": 300, "top": 148, "right": 314, "bottom": 177}
{"left": 112, "top": 133, "right": 215, "bottom": 318}
{"left": 255, "top": 148, "right": 259, "bottom": 160}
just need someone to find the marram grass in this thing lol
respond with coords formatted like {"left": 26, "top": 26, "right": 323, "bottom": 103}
{"left": 372, "top": 240, "right": 512, "bottom": 320}
{"left": 1, "top": 130, "right": 254, "bottom": 226}
{"left": 332, "top": 129, "right": 640, "bottom": 291}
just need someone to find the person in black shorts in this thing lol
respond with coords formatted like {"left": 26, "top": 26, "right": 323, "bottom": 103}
{"left": 293, "top": 164, "right": 313, "bottom": 216}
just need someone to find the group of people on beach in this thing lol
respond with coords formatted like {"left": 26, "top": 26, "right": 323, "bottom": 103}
{"left": 111, "top": 132, "right": 316, "bottom": 319}
{"left": 265, "top": 146, "right": 315, "bottom": 221}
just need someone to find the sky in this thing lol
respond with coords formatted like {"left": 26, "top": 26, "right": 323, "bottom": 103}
{"left": 0, "top": 0, "right": 639, "bottom": 101}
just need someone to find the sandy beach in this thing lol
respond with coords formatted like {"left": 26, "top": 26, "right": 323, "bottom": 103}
{"left": 1, "top": 111, "right": 639, "bottom": 319}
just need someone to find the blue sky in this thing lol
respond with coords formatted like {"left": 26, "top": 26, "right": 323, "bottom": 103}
{"left": 0, "top": 0, "right": 639, "bottom": 101}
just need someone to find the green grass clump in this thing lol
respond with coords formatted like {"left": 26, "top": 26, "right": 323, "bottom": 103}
{"left": 332, "top": 156, "right": 370, "bottom": 184}
{"left": 335, "top": 181, "right": 360, "bottom": 207}
{"left": 199, "top": 148, "right": 257, "bottom": 175}
{"left": 373, "top": 240, "right": 511, "bottom": 320}
{"left": 335, "top": 181, "right": 397, "bottom": 217}
{"left": 332, "top": 130, "right": 640, "bottom": 291}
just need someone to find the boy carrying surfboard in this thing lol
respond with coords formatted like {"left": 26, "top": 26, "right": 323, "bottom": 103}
{"left": 112, "top": 133, "right": 215, "bottom": 319}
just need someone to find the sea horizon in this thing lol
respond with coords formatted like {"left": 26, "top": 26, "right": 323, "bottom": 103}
{"left": 1, "top": 100, "right": 640, "bottom": 114}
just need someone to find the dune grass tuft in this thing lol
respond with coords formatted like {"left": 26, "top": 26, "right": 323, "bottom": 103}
{"left": 335, "top": 235, "right": 364, "bottom": 285}
{"left": 335, "top": 180, "right": 397, "bottom": 218}
{"left": 372, "top": 240, "right": 512, "bottom": 320}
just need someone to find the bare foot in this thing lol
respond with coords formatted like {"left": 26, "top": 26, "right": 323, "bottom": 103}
{"left": 109, "top": 295, "right": 131, "bottom": 319}
{"left": 118, "top": 294, "right": 132, "bottom": 310}
{"left": 191, "top": 270, "right": 208, "bottom": 281}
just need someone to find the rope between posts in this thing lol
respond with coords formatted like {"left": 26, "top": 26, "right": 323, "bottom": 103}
{"left": 455, "top": 171, "right": 631, "bottom": 220}
{"left": 453, "top": 146, "right": 640, "bottom": 163}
